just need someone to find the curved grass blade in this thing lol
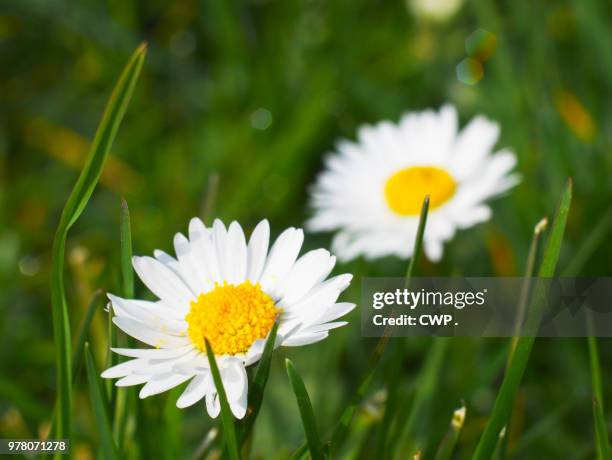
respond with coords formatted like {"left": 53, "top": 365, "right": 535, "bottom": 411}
{"left": 204, "top": 340, "right": 241, "bottom": 460}
{"left": 237, "top": 321, "right": 279, "bottom": 444}
{"left": 434, "top": 405, "right": 466, "bottom": 460}
{"left": 472, "top": 178, "right": 572, "bottom": 460}
{"left": 593, "top": 398, "right": 610, "bottom": 460}
{"left": 50, "top": 43, "right": 147, "bottom": 443}
{"left": 286, "top": 358, "right": 325, "bottom": 460}
{"left": 85, "top": 343, "right": 119, "bottom": 460}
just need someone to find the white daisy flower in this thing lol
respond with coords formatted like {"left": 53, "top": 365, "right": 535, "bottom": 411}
{"left": 307, "top": 105, "right": 519, "bottom": 262}
{"left": 102, "top": 218, "right": 354, "bottom": 419}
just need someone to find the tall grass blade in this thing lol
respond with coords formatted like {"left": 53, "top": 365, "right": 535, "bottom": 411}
{"left": 120, "top": 198, "right": 134, "bottom": 299}
{"left": 563, "top": 208, "right": 612, "bottom": 276}
{"left": 472, "top": 178, "right": 572, "bottom": 460}
{"left": 85, "top": 343, "right": 119, "bottom": 460}
{"left": 113, "top": 198, "right": 135, "bottom": 450}
{"left": 588, "top": 313, "right": 609, "bottom": 460}
{"left": 286, "top": 358, "right": 326, "bottom": 460}
{"left": 204, "top": 340, "right": 241, "bottom": 460}
{"left": 395, "top": 337, "right": 450, "bottom": 457}
{"left": 434, "top": 405, "right": 466, "bottom": 460}
{"left": 72, "top": 290, "right": 102, "bottom": 379}
{"left": 237, "top": 321, "right": 279, "bottom": 444}
{"left": 49, "top": 43, "right": 147, "bottom": 444}
{"left": 593, "top": 398, "right": 611, "bottom": 460}
{"left": 331, "top": 197, "right": 430, "bottom": 456}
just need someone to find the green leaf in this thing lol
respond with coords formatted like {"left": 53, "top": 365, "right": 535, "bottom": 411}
{"left": 434, "top": 405, "right": 467, "bottom": 460}
{"left": 328, "top": 196, "right": 430, "bottom": 457}
{"left": 50, "top": 43, "right": 147, "bottom": 443}
{"left": 593, "top": 398, "right": 611, "bottom": 460}
{"left": 204, "top": 340, "right": 241, "bottom": 460}
{"left": 85, "top": 343, "right": 119, "bottom": 460}
{"left": 285, "top": 358, "right": 326, "bottom": 460}
{"left": 472, "top": 178, "right": 572, "bottom": 460}
{"left": 237, "top": 321, "right": 279, "bottom": 445}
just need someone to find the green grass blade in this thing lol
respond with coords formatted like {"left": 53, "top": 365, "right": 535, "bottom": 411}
{"left": 113, "top": 198, "right": 136, "bottom": 452}
{"left": 395, "top": 338, "right": 450, "bottom": 457}
{"left": 237, "top": 321, "right": 279, "bottom": 444}
{"left": 563, "top": 208, "right": 612, "bottom": 276}
{"left": 405, "top": 195, "right": 430, "bottom": 288}
{"left": 374, "top": 196, "right": 430, "bottom": 458}
{"left": 120, "top": 198, "right": 134, "bottom": 299}
{"left": 593, "top": 398, "right": 611, "bottom": 460}
{"left": 511, "top": 217, "right": 548, "bottom": 343}
{"left": 330, "top": 196, "right": 430, "bottom": 456}
{"left": 85, "top": 343, "right": 119, "bottom": 460}
{"left": 204, "top": 340, "right": 241, "bottom": 460}
{"left": 434, "top": 405, "right": 466, "bottom": 460}
{"left": 285, "top": 358, "right": 326, "bottom": 460}
{"left": 72, "top": 290, "right": 102, "bottom": 380}
{"left": 588, "top": 312, "right": 609, "bottom": 460}
{"left": 472, "top": 178, "right": 572, "bottom": 460}
{"left": 50, "top": 43, "right": 147, "bottom": 443}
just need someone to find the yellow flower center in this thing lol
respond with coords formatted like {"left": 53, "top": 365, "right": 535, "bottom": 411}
{"left": 384, "top": 166, "right": 457, "bottom": 216}
{"left": 185, "top": 281, "right": 279, "bottom": 355}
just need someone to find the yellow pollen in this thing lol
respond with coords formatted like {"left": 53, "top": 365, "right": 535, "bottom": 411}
{"left": 384, "top": 166, "right": 457, "bottom": 216}
{"left": 185, "top": 281, "right": 279, "bottom": 356}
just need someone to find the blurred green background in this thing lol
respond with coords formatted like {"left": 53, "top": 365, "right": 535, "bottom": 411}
{"left": 1, "top": 0, "right": 612, "bottom": 458}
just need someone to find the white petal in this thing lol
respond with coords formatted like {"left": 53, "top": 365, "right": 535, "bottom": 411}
{"left": 107, "top": 294, "right": 186, "bottom": 333}
{"left": 424, "top": 239, "right": 444, "bottom": 262}
{"left": 112, "top": 317, "right": 190, "bottom": 348}
{"left": 212, "top": 219, "right": 228, "bottom": 280}
{"left": 176, "top": 373, "right": 213, "bottom": 408}
{"left": 282, "top": 331, "right": 329, "bottom": 347}
{"left": 111, "top": 345, "right": 194, "bottom": 359}
{"left": 188, "top": 217, "right": 222, "bottom": 284}
{"left": 220, "top": 361, "right": 248, "bottom": 402}
{"left": 139, "top": 373, "right": 192, "bottom": 399}
{"left": 229, "top": 381, "right": 248, "bottom": 419}
{"left": 314, "top": 302, "right": 356, "bottom": 324}
{"left": 281, "top": 274, "right": 353, "bottom": 324}
{"left": 116, "top": 374, "right": 150, "bottom": 387}
{"left": 303, "top": 321, "right": 348, "bottom": 333}
{"left": 260, "top": 228, "right": 304, "bottom": 297}
{"left": 205, "top": 392, "right": 221, "bottom": 418}
{"left": 247, "top": 219, "right": 270, "bottom": 283}
{"left": 278, "top": 249, "right": 336, "bottom": 304}
{"left": 132, "top": 256, "right": 195, "bottom": 309}
{"left": 101, "top": 358, "right": 145, "bottom": 379}
{"left": 226, "top": 221, "right": 247, "bottom": 284}
{"left": 174, "top": 233, "right": 211, "bottom": 294}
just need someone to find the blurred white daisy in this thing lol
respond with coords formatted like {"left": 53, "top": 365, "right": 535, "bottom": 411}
{"left": 307, "top": 105, "right": 519, "bottom": 262}
{"left": 102, "top": 218, "right": 354, "bottom": 419}
{"left": 408, "top": 0, "right": 463, "bottom": 23}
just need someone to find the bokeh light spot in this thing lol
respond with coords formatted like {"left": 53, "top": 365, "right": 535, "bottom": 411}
{"left": 465, "top": 29, "right": 498, "bottom": 62}
{"left": 456, "top": 58, "right": 483, "bottom": 85}
{"left": 250, "top": 108, "right": 273, "bottom": 130}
